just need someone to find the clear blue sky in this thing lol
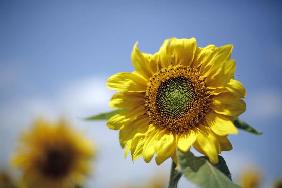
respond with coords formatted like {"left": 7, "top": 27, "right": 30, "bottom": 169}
{"left": 0, "top": 0, "right": 281, "bottom": 187}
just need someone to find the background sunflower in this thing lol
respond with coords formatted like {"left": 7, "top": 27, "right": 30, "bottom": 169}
{"left": 0, "top": 170, "right": 17, "bottom": 188}
{"left": 12, "top": 119, "right": 95, "bottom": 188}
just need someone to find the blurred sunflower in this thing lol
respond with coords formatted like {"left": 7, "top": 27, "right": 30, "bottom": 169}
{"left": 12, "top": 119, "right": 95, "bottom": 188}
{"left": 144, "top": 175, "right": 166, "bottom": 188}
{"left": 107, "top": 38, "right": 246, "bottom": 165}
{"left": 119, "top": 174, "right": 165, "bottom": 188}
{"left": 0, "top": 171, "right": 16, "bottom": 188}
{"left": 240, "top": 167, "right": 262, "bottom": 188}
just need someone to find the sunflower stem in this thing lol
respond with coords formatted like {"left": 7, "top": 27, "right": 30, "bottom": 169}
{"left": 168, "top": 160, "right": 182, "bottom": 188}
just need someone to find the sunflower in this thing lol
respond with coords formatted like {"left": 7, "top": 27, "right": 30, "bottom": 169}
{"left": 240, "top": 168, "right": 262, "bottom": 188}
{"left": 0, "top": 171, "right": 16, "bottom": 188}
{"left": 12, "top": 119, "right": 95, "bottom": 188}
{"left": 107, "top": 38, "right": 246, "bottom": 165}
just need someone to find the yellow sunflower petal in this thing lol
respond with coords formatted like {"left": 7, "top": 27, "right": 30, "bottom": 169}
{"left": 208, "top": 59, "right": 236, "bottom": 87}
{"left": 110, "top": 92, "right": 146, "bottom": 119}
{"left": 124, "top": 105, "right": 147, "bottom": 119}
{"left": 227, "top": 79, "right": 246, "bottom": 98}
{"left": 142, "top": 127, "right": 160, "bottom": 162}
{"left": 212, "top": 93, "right": 246, "bottom": 117}
{"left": 158, "top": 38, "right": 197, "bottom": 68}
{"left": 177, "top": 131, "right": 197, "bottom": 152}
{"left": 131, "top": 135, "right": 146, "bottom": 160}
{"left": 124, "top": 141, "right": 131, "bottom": 157}
{"left": 158, "top": 39, "right": 171, "bottom": 68}
{"left": 206, "top": 61, "right": 234, "bottom": 87}
{"left": 107, "top": 72, "right": 147, "bottom": 92}
{"left": 107, "top": 113, "right": 129, "bottom": 130}
{"left": 110, "top": 92, "right": 145, "bottom": 109}
{"left": 206, "top": 112, "right": 238, "bottom": 136}
{"left": 193, "top": 131, "right": 220, "bottom": 164}
{"left": 130, "top": 125, "right": 155, "bottom": 160}
{"left": 200, "top": 45, "right": 235, "bottom": 87}
{"left": 197, "top": 44, "right": 231, "bottom": 70}
{"left": 208, "top": 78, "right": 246, "bottom": 97}
{"left": 194, "top": 45, "right": 217, "bottom": 69}
{"left": 119, "top": 116, "right": 150, "bottom": 147}
{"left": 155, "top": 133, "right": 176, "bottom": 165}
{"left": 131, "top": 42, "right": 158, "bottom": 78}
{"left": 213, "top": 44, "right": 233, "bottom": 64}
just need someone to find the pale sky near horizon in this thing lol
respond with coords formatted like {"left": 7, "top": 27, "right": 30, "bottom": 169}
{"left": 1, "top": 1, "right": 282, "bottom": 187}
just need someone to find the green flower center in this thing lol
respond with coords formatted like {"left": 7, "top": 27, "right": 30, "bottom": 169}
{"left": 156, "top": 77, "right": 196, "bottom": 118}
{"left": 145, "top": 65, "right": 211, "bottom": 134}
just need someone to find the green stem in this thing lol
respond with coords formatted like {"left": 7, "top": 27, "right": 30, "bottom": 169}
{"left": 168, "top": 160, "right": 182, "bottom": 188}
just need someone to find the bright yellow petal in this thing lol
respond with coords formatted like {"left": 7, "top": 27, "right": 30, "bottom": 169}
{"left": 125, "top": 105, "right": 147, "bottom": 119}
{"left": 107, "top": 113, "right": 129, "bottom": 130}
{"left": 109, "top": 92, "right": 145, "bottom": 109}
{"left": 119, "top": 116, "right": 150, "bottom": 147}
{"left": 227, "top": 79, "right": 246, "bottom": 98}
{"left": 193, "top": 131, "right": 220, "bottom": 164}
{"left": 124, "top": 141, "right": 131, "bottom": 157}
{"left": 109, "top": 92, "right": 146, "bottom": 118}
{"left": 206, "top": 59, "right": 235, "bottom": 87}
{"left": 211, "top": 93, "right": 246, "bottom": 117}
{"left": 207, "top": 78, "right": 246, "bottom": 97}
{"left": 157, "top": 39, "right": 171, "bottom": 68}
{"left": 194, "top": 45, "right": 216, "bottom": 69}
{"left": 131, "top": 42, "right": 158, "bottom": 78}
{"left": 206, "top": 112, "right": 238, "bottom": 136}
{"left": 131, "top": 135, "right": 146, "bottom": 160}
{"left": 142, "top": 127, "right": 160, "bottom": 162}
{"left": 155, "top": 133, "right": 176, "bottom": 165}
{"left": 177, "top": 131, "right": 196, "bottom": 152}
{"left": 197, "top": 44, "right": 231, "bottom": 70}
{"left": 158, "top": 38, "right": 197, "bottom": 68}
{"left": 107, "top": 72, "right": 147, "bottom": 92}
{"left": 198, "top": 44, "right": 234, "bottom": 87}
{"left": 130, "top": 125, "right": 156, "bottom": 160}
{"left": 212, "top": 44, "right": 233, "bottom": 65}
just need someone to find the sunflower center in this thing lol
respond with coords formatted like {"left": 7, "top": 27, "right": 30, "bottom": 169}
{"left": 40, "top": 148, "right": 73, "bottom": 179}
{"left": 156, "top": 77, "right": 195, "bottom": 118}
{"left": 145, "top": 65, "right": 211, "bottom": 134}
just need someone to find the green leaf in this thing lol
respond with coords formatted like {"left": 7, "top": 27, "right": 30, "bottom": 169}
{"left": 213, "top": 156, "right": 232, "bottom": 180}
{"left": 177, "top": 150, "right": 241, "bottom": 188}
{"left": 234, "top": 119, "right": 262, "bottom": 135}
{"left": 200, "top": 156, "right": 232, "bottom": 180}
{"left": 85, "top": 109, "right": 122, "bottom": 121}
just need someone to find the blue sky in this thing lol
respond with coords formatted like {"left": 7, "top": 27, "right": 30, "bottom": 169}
{"left": 0, "top": 0, "right": 281, "bottom": 187}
